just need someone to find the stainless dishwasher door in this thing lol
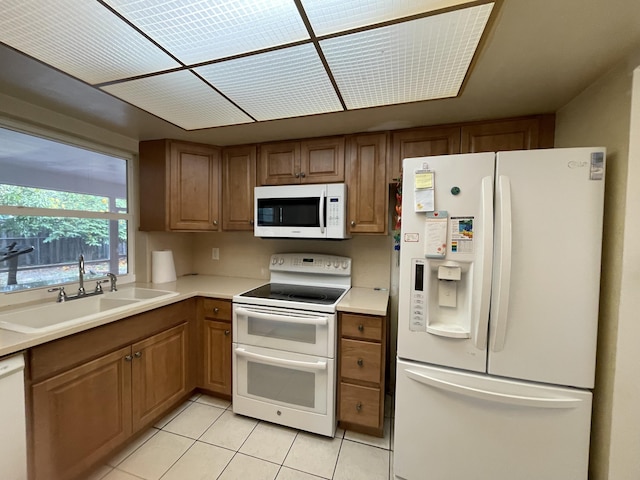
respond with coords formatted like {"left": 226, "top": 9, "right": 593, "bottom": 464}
{"left": 0, "top": 353, "right": 27, "bottom": 480}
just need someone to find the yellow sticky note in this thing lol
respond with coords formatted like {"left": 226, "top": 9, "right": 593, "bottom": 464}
{"left": 415, "top": 171, "right": 433, "bottom": 189}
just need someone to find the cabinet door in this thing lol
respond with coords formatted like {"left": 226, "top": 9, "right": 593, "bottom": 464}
{"left": 460, "top": 116, "right": 555, "bottom": 153}
{"left": 31, "top": 346, "right": 132, "bottom": 480}
{"left": 346, "top": 133, "right": 388, "bottom": 234}
{"left": 300, "top": 136, "right": 345, "bottom": 183}
{"left": 258, "top": 141, "right": 301, "bottom": 185}
{"left": 222, "top": 145, "right": 256, "bottom": 231}
{"left": 203, "top": 319, "right": 233, "bottom": 396}
{"left": 169, "top": 142, "right": 221, "bottom": 230}
{"left": 390, "top": 126, "right": 461, "bottom": 182}
{"left": 131, "top": 323, "right": 189, "bottom": 431}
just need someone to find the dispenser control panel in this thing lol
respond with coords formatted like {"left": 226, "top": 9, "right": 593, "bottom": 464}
{"left": 410, "top": 258, "right": 427, "bottom": 331}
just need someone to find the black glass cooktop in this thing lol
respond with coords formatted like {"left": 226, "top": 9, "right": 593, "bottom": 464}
{"left": 239, "top": 283, "right": 346, "bottom": 305}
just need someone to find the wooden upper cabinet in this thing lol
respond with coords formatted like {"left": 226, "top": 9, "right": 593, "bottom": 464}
{"left": 258, "top": 137, "right": 345, "bottom": 185}
{"left": 139, "top": 139, "right": 221, "bottom": 231}
{"left": 346, "top": 133, "right": 388, "bottom": 235}
{"left": 222, "top": 145, "right": 256, "bottom": 231}
{"left": 460, "top": 115, "right": 555, "bottom": 153}
{"left": 389, "top": 126, "right": 461, "bottom": 183}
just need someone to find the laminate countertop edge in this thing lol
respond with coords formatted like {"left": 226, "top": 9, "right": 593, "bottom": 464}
{"left": 0, "top": 275, "right": 389, "bottom": 357}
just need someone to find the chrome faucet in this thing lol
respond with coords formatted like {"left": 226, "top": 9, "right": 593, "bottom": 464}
{"left": 78, "top": 254, "right": 86, "bottom": 295}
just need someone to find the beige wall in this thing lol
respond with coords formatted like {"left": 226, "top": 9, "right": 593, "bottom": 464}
{"left": 555, "top": 48, "right": 640, "bottom": 479}
{"left": 138, "top": 231, "right": 392, "bottom": 290}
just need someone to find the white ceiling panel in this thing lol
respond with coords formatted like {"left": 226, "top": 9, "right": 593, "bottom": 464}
{"left": 105, "top": 0, "right": 310, "bottom": 65}
{"left": 0, "top": 0, "right": 180, "bottom": 85}
{"left": 101, "top": 70, "right": 254, "bottom": 129}
{"left": 320, "top": 3, "right": 493, "bottom": 109}
{"left": 302, "top": 0, "right": 484, "bottom": 36}
{"left": 196, "top": 44, "right": 344, "bottom": 121}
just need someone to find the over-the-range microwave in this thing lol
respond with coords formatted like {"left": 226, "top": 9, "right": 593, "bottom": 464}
{"left": 254, "top": 183, "right": 350, "bottom": 239}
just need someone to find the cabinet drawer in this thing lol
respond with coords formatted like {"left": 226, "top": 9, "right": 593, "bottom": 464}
{"left": 340, "top": 313, "right": 382, "bottom": 341}
{"left": 339, "top": 382, "right": 381, "bottom": 428}
{"left": 340, "top": 339, "right": 381, "bottom": 383}
{"left": 202, "top": 298, "right": 231, "bottom": 321}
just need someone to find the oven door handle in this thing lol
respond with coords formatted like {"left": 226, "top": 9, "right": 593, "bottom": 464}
{"left": 235, "top": 347, "right": 328, "bottom": 371}
{"left": 235, "top": 307, "right": 328, "bottom": 326}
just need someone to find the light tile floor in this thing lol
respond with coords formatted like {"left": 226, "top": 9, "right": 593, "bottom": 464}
{"left": 85, "top": 393, "right": 395, "bottom": 480}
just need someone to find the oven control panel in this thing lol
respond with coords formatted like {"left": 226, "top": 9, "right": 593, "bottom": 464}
{"left": 269, "top": 253, "right": 351, "bottom": 275}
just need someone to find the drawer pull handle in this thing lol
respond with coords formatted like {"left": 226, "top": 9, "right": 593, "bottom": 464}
{"left": 356, "top": 402, "right": 363, "bottom": 412}
{"left": 357, "top": 358, "right": 364, "bottom": 367}
{"left": 358, "top": 324, "right": 364, "bottom": 332}
{"left": 125, "top": 355, "right": 132, "bottom": 362}
{"left": 134, "top": 351, "right": 142, "bottom": 358}
{"left": 214, "top": 307, "right": 219, "bottom": 314}
{"left": 224, "top": 330, "right": 230, "bottom": 336}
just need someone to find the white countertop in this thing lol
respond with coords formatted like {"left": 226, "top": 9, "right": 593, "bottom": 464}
{"left": 0, "top": 275, "right": 389, "bottom": 358}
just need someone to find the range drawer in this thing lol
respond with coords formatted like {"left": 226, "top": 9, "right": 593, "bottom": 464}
{"left": 202, "top": 298, "right": 231, "bottom": 321}
{"left": 339, "top": 382, "right": 381, "bottom": 428}
{"left": 340, "top": 339, "right": 381, "bottom": 383}
{"left": 340, "top": 313, "right": 383, "bottom": 341}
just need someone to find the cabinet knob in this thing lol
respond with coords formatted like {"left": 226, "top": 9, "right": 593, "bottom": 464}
{"left": 300, "top": 172, "right": 306, "bottom": 178}
{"left": 357, "top": 358, "right": 364, "bottom": 367}
{"left": 250, "top": 220, "right": 254, "bottom": 225}
{"left": 134, "top": 351, "right": 142, "bottom": 358}
{"left": 224, "top": 330, "right": 230, "bottom": 336}
{"left": 358, "top": 324, "right": 364, "bottom": 332}
{"left": 355, "top": 402, "right": 363, "bottom": 412}
{"left": 213, "top": 220, "right": 218, "bottom": 226}
{"left": 295, "top": 173, "right": 300, "bottom": 178}
{"left": 125, "top": 355, "right": 133, "bottom": 362}
{"left": 350, "top": 220, "right": 356, "bottom": 227}
{"left": 213, "top": 307, "right": 219, "bottom": 314}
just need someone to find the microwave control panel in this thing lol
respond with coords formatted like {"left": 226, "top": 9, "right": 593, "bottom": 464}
{"left": 327, "top": 196, "right": 342, "bottom": 227}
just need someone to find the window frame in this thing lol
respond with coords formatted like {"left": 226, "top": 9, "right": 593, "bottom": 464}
{"left": 0, "top": 118, "right": 136, "bottom": 300}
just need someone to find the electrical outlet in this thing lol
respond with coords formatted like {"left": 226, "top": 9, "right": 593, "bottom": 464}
{"left": 211, "top": 248, "right": 219, "bottom": 260}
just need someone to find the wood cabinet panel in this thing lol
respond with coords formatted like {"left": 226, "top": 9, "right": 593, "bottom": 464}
{"left": 346, "top": 133, "right": 388, "bottom": 234}
{"left": 460, "top": 115, "right": 555, "bottom": 153}
{"left": 31, "top": 346, "right": 132, "bottom": 480}
{"left": 139, "top": 140, "right": 221, "bottom": 231}
{"left": 340, "top": 313, "right": 383, "bottom": 341}
{"left": 132, "top": 323, "right": 189, "bottom": 431}
{"left": 389, "top": 126, "right": 461, "bottom": 183}
{"left": 202, "top": 320, "right": 232, "bottom": 396}
{"left": 338, "top": 383, "right": 381, "bottom": 429}
{"left": 300, "top": 136, "right": 345, "bottom": 183}
{"left": 258, "top": 141, "right": 300, "bottom": 185}
{"left": 340, "top": 339, "right": 382, "bottom": 383}
{"left": 202, "top": 298, "right": 232, "bottom": 321}
{"left": 222, "top": 145, "right": 256, "bottom": 231}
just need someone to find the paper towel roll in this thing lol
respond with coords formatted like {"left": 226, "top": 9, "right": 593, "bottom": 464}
{"left": 151, "top": 250, "right": 177, "bottom": 284}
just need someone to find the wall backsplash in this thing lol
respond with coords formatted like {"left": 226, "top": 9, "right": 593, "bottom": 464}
{"left": 138, "top": 231, "right": 392, "bottom": 290}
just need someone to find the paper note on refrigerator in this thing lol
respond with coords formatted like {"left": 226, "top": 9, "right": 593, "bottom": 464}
{"left": 414, "top": 170, "right": 434, "bottom": 212}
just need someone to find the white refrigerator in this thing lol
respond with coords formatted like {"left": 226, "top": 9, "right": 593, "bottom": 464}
{"left": 394, "top": 148, "right": 605, "bottom": 480}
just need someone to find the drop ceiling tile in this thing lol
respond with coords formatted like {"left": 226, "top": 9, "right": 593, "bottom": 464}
{"left": 195, "top": 44, "right": 343, "bottom": 121}
{"left": 105, "top": 0, "right": 310, "bottom": 65}
{"left": 302, "top": 0, "right": 481, "bottom": 36}
{"left": 101, "top": 70, "right": 253, "bottom": 130}
{"left": 0, "top": 0, "right": 180, "bottom": 85}
{"left": 319, "top": 3, "right": 494, "bottom": 110}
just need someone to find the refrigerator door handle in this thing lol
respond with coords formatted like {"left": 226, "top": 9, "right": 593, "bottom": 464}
{"left": 472, "top": 176, "right": 494, "bottom": 349}
{"left": 490, "top": 175, "right": 512, "bottom": 352}
{"left": 405, "top": 369, "right": 582, "bottom": 409}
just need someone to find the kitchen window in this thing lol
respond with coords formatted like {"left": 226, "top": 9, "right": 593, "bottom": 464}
{"left": 0, "top": 124, "right": 133, "bottom": 293}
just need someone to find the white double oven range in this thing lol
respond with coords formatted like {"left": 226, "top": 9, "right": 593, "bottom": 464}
{"left": 232, "top": 253, "right": 351, "bottom": 437}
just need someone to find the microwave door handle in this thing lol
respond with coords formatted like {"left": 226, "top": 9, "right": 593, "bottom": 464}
{"left": 319, "top": 190, "right": 326, "bottom": 234}
{"left": 235, "top": 307, "right": 329, "bottom": 326}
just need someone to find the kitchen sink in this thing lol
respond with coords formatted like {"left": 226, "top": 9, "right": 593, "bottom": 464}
{"left": 0, "top": 287, "right": 179, "bottom": 334}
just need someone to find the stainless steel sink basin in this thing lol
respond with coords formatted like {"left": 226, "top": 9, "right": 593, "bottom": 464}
{"left": 0, "top": 287, "right": 179, "bottom": 334}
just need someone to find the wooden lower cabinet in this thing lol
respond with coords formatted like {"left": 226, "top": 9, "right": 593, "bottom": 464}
{"left": 199, "top": 298, "right": 233, "bottom": 397}
{"left": 29, "top": 302, "right": 195, "bottom": 480}
{"left": 337, "top": 312, "right": 388, "bottom": 437}
{"left": 31, "top": 346, "right": 133, "bottom": 480}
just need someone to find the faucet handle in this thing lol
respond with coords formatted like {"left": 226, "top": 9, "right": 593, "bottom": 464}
{"left": 94, "top": 280, "right": 109, "bottom": 293}
{"left": 48, "top": 286, "right": 67, "bottom": 302}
